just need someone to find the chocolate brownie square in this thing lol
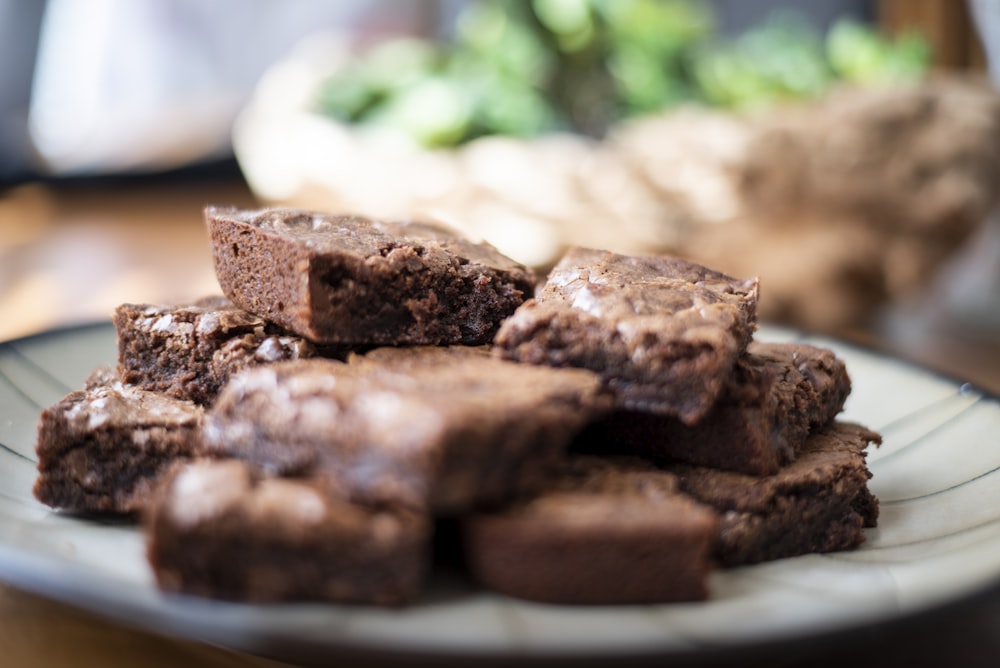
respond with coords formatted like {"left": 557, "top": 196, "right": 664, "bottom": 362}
{"left": 115, "top": 296, "right": 318, "bottom": 406}
{"left": 205, "top": 206, "right": 535, "bottom": 345}
{"left": 462, "top": 455, "right": 718, "bottom": 604}
{"left": 33, "top": 368, "right": 205, "bottom": 514}
{"left": 670, "top": 421, "right": 881, "bottom": 566}
{"left": 202, "top": 351, "right": 607, "bottom": 513}
{"left": 145, "top": 459, "right": 429, "bottom": 605}
{"left": 494, "top": 247, "right": 759, "bottom": 424}
{"left": 576, "top": 341, "right": 852, "bottom": 475}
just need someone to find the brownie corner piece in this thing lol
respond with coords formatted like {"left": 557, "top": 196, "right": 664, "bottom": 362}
{"left": 145, "top": 459, "right": 430, "bottom": 605}
{"left": 33, "top": 372, "right": 204, "bottom": 515}
{"left": 495, "top": 246, "right": 759, "bottom": 423}
{"left": 205, "top": 206, "right": 535, "bottom": 346}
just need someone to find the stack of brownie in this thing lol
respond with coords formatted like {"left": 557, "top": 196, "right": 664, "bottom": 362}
{"left": 33, "top": 206, "right": 880, "bottom": 607}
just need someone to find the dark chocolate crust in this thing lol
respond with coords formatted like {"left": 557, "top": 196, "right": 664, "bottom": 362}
{"left": 115, "top": 296, "right": 318, "bottom": 406}
{"left": 202, "top": 351, "right": 608, "bottom": 512}
{"left": 576, "top": 341, "right": 852, "bottom": 475}
{"left": 205, "top": 206, "right": 535, "bottom": 346}
{"left": 494, "top": 247, "right": 759, "bottom": 424}
{"left": 33, "top": 372, "right": 204, "bottom": 514}
{"left": 670, "top": 421, "right": 881, "bottom": 566}
{"left": 462, "top": 456, "right": 718, "bottom": 604}
{"left": 145, "top": 460, "right": 429, "bottom": 605}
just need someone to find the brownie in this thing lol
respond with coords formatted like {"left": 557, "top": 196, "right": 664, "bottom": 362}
{"left": 33, "top": 369, "right": 205, "bottom": 514}
{"left": 669, "top": 421, "right": 881, "bottom": 567}
{"left": 145, "top": 459, "right": 429, "bottom": 605}
{"left": 205, "top": 206, "right": 535, "bottom": 345}
{"left": 494, "top": 247, "right": 759, "bottom": 424}
{"left": 115, "top": 296, "right": 318, "bottom": 406}
{"left": 576, "top": 341, "right": 852, "bottom": 475}
{"left": 462, "top": 455, "right": 719, "bottom": 604}
{"left": 202, "top": 351, "right": 608, "bottom": 513}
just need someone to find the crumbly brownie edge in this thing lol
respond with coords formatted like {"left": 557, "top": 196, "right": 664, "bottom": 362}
{"left": 575, "top": 342, "right": 854, "bottom": 475}
{"left": 671, "top": 422, "right": 880, "bottom": 566}
{"left": 494, "top": 300, "right": 743, "bottom": 423}
{"left": 115, "top": 300, "right": 319, "bottom": 405}
{"left": 306, "top": 246, "right": 533, "bottom": 345}
{"left": 33, "top": 384, "right": 204, "bottom": 514}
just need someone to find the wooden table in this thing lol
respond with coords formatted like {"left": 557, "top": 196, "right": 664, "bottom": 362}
{"left": 0, "top": 173, "right": 256, "bottom": 342}
{"left": 2, "top": 172, "right": 998, "bottom": 667}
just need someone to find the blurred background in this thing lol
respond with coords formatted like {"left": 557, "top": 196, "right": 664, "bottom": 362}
{"left": 1, "top": 0, "right": 999, "bottom": 388}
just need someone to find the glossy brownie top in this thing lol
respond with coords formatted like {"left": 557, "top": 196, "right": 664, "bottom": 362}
{"left": 205, "top": 206, "right": 532, "bottom": 275}
{"left": 540, "top": 246, "right": 759, "bottom": 332}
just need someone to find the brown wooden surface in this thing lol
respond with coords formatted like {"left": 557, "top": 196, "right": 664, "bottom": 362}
{"left": 0, "top": 584, "right": 292, "bottom": 668}
{"left": 0, "top": 176, "right": 257, "bottom": 342}
{"left": 1, "top": 172, "right": 998, "bottom": 667}
{"left": 879, "top": 0, "right": 987, "bottom": 70}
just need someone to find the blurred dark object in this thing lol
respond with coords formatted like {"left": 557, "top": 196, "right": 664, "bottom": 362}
{"left": 871, "top": 0, "right": 1000, "bottom": 388}
{"left": 0, "top": 1, "right": 45, "bottom": 184}
{"left": 713, "top": 0, "right": 873, "bottom": 35}
{"left": 969, "top": 0, "right": 1000, "bottom": 81}
{"left": 879, "top": 0, "right": 987, "bottom": 70}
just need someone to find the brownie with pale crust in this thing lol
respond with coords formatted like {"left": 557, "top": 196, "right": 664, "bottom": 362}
{"left": 494, "top": 247, "right": 759, "bottom": 424}
{"left": 205, "top": 206, "right": 535, "bottom": 346}
{"left": 462, "top": 455, "right": 718, "bottom": 604}
{"left": 33, "top": 368, "right": 205, "bottom": 514}
{"left": 202, "top": 351, "right": 607, "bottom": 513}
{"left": 576, "top": 341, "right": 852, "bottom": 475}
{"left": 670, "top": 421, "right": 881, "bottom": 566}
{"left": 145, "top": 459, "right": 429, "bottom": 605}
{"left": 115, "top": 296, "right": 318, "bottom": 406}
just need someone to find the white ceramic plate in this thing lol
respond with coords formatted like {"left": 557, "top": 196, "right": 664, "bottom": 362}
{"left": 2, "top": 323, "right": 999, "bottom": 663}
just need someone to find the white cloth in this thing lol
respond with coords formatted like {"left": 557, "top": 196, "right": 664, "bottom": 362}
{"left": 26, "top": 0, "right": 431, "bottom": 176}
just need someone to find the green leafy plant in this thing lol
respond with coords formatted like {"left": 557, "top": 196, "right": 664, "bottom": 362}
{"left": 315, "top": 1, "right": 931, "bottom": 147}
